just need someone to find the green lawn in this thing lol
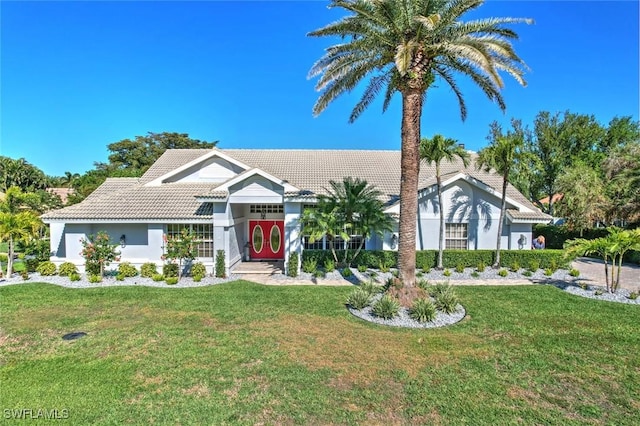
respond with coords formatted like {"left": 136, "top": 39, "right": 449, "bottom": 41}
{"left": 1, "top": 282, "right": 638, "bottom": 425}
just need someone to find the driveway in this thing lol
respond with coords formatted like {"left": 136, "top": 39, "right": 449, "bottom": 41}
{"left": 572, "top": 257, "right": 640, "bottom": 291}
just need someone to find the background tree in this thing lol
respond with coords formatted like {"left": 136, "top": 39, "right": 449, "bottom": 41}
{"left": 603, "top": 141, "right": 640, "bottom": 223}
{"left": 0, "top": 157, "right": 49, "bottom": 193}
{"left": 309, "top": 0, "right": 531, "bottom": 292}
{"left": 555, "top": 163, "right": 607, "bottom": 234}
{"left": 0, "top": 211, "right": 42, "bottom": 277}
{"left": 477, "top": 121, "right": 527, "bottom": 267}
{"left": 420, "top": 134, "right": 470, "bottom": 269}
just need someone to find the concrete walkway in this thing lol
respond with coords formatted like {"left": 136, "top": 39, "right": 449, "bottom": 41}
{"left": 571, "top": 257, "right": 640, "bottom": 291}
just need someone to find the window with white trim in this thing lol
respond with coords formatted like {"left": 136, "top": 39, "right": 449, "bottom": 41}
{"left": 303, "top": 236, "right": 324, "bottom": 250}
{"left": 166, "top": 224, "right": 214, "bottom": 258}
{"left": 250, "top": 204, "right": 283, "bottom": 214}
{"left": 445, "top": 223, "right": 468, "bottom": 250}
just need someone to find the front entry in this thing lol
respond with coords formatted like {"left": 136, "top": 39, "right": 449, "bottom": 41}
{"left": 249, "top": 220, "right": 284, "bottom": 259}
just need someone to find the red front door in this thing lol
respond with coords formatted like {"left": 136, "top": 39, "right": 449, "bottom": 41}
{"left": 249, "top": 220, "right": 284, "bottom": 259}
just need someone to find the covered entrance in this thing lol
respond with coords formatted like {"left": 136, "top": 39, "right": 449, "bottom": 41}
{"left": 249, "top": 220, "right": 284, "bottom": 259}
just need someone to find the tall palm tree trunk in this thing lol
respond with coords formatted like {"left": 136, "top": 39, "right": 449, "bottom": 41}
{"left": 494, "top": 177, "right": 509, "bottom": 267}
{"left": 436, "top": 164, "right": 445, "bottom": 269}
{"left": 397, "top": 89, "right": 423, "bottom": 287}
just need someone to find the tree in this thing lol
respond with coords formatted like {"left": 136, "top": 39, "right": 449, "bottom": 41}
{"left": 420, "top": 134, "right": 470, "bottom": 269}
{"left": 608, "top": 228, "right": 640, "bottom": 291}
{"left": 165, "top": 228, "right": 199, "bottom": 281}
{"left": 565, "top": 237, "right": 614, "bottom": 293}
{"left": 476, "top": 121, "right": 527, "bottom": 267}
{"left": 0, "top": 211, "right": 41, "bottom": 278}
{"left": 0, "top": 157, "right": 49, "bottom": 193}
{"left": 309, "top": 0, "right": 530, "bottom": 290}
{"left": 301, "top": 203, "right": 348, "bottom": 264}
{"left": 603, "top": 141, "right": 640, "bottom": 223}
{"left": 80, "top": 231, "right": 120, "bottom": 277}
{"left": 555, "top": 162, "right": 607, "bottom": 234}
{"left": 95, "top": 132, "right": 218, "bottom": 176}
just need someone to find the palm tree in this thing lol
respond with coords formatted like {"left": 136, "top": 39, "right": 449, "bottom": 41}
{"left": 0, "top": 211, "right": 42, "bottom": 277}
{"left": 309, "top": 0, "right": 530, "bottom": 288}
{"left": 420, "top": 135, "right": 470, "bottom": 268}
{"left": 565, "top": 237, "right": 614, "bottom": 292}
{"left": 476, "top": 129, "right": 526, "bottom": 267}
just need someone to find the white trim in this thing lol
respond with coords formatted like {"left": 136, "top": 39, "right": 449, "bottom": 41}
{"left": 42, "top": 218, "right": 214, "bottom": 224}
{"left": 145, "top": 149, "right": 251, "bottom": 187}
{"left": 212, "top": 168, "right": 299, "bottom": 194}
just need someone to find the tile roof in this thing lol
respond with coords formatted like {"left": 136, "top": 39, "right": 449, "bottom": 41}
{"left": 42, "top": 148, "right": 547, "bottom": 221}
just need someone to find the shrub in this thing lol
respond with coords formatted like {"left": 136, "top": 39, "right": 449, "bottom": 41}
{"left": 313, "top": 269, "right": 325, "bottom": 278}
{"left": 116, "top": 273, "right": 125, "bottom": 281}
{"left": 569, "top": 268, "right": 580, "bottom": 277}
{"left": 25, "top": 258, "right": 39, "bottom": 272}
{"left": 594, "top": 289, "right": 604, "bottom": 296}
{"left": 80, "top": 231, "right": 119, "bottom": 277}
{"left": 455, "top": 264, "right": 465, "bottom": 273}
{"left": 579, "top": 282, "right": 589, "bottom": 290}
{"left": 346, "top": 288, "right": 372, "bottom": 310}
{"left": 498, "top": 269, "right": 508, "bottom": 277}
{"left": 163, "top": 263, "right": 178, "bottom": 278}
{"left": 85, "top": 262, "right": 101, "bottom": 276}
{"left": 165, "top": 277, "right": 179, "bottom": 285}
{"left": 141, "top": 262, "right": 158, "bottom": 278}
{"left": 417, "top": 279, "right": 430, "bottom": 291}
{"left": 215, "top": 250, "right": 226, "bottom": 278}
{"left": 360, "top": 280, "right": 382, "bottom": 296}
{"left": 324, "top": 259, "right": 335, "bottom": 272}
{"left": 627, "top": 292, "right": 638, "bottom": 300}
{"left": 118, "top": 262, "right": 138, "bottom": 277}
{"left": 193, "top": 274, "right": 203, "bottom": 282}
{"left": 20, "top": 270, "right": 30, "bottom": 280}
{"left": 476, "top": 262, "right": 486, "bottom": 272}
{"left": 550, "top": 259, "right": 559, "bottom": 272}
{"left": 410, "top": 298, "right": 437, "bottom": 323}
{"left": 0, "top": 253, "right": 7, "bottom": 262}
{"left": 36, "top": 261, "right": 57, "bottom": 276}
{"left": 190, "top": 262, "right": 206, "bottom": 278}
{"left": 528, "top": 260, "right": 540, "bottom": 272}
{"left": 357, "top": 264, "right": 367, "bottom": 273}
{"left": 302, "top": 258, "right": 317, "bottom": 274}
{"left": 372, "top": 295, "right": 400, "bottom": 319}
{"left": 443, "top": 269, "right": 451, "bottom": 277}
{"left": 152, "top": 274, "right": 164, "bottom": 282}
{"left": 378, "top": 261, "right": 391, "bottom": 273}
{"left": 69, "top": 272, "right": 81, "bottom": 282}
{"left": 471, "top": 271, "right": 480, "bottom": 278}
{"left": 341, "top": 267, "right": 352, "bottom": 278}
{"left": 287, "top": 252, "right": 299, "bottom": 277}
{"left": 435, "top": 286, "right": 460, "bottom": 314}
{"left": 522, "top": 270, "right": 533, "bottom": 277}
{"left": 58, "top": 262, "right": 78, "bottom": 277}
{"left": 510, "top": 262, "right": 520, "bottom": 272}
{"left": 544, "top": 268, "right": 553, "bottom": 276}
{"left": 88, "top": 274, "right": 102, "bottom": 283}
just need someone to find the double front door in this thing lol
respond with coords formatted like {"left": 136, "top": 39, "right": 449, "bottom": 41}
{"left": 249, "top": 220, "right": 284, "bottom": 259}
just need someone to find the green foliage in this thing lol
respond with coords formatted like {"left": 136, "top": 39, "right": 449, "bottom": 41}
{"left": 594, "top": 289, "right": 604, "bottom": 296}
{"left": 410, "top": 298, "right": 437, "bottom": 323}
{"left": 471, "top": 271, "right": 480, "bottom": 278}
{"left": 628, "top": 292, "right": 638, "bottom": 300}
{"left": 36, "top": 261, "right": 57, "bottom": 276}
{"left": 140, "top": 262, "right": 158, "bottom": 278}
{"left": 20, "top": 270, "right": 29, "bottom": 280}
{"left": 165, "top": 228, "right": 199, "bottom": 279}
{"left": 323, "top": 259, "right": 335, "bottom": 272}
{"left": 88, "top": 274, "right": 102, "bottom": 283}
{"left": 544, "top": 269, "right": 553, "bottom": 276}
{"left": 372, "top": 295, "right": 400, "bottom": 320}
{"left": 357, "top": 264, "right": 367, "bottom": 273}
{"left": 341, "top": 267, "right": 352, "bottom": 278}
{"left": 23, "top": 238, "right": 51, "bottom": 262}
{"left": 118, "top": 262, "right": 138, "bottom": 278}
{"left": 287, "top": 252, "right": 299, "bottom": 278}
{"left": 165, "top": 277, "right": 178, "bottom": 285}
{"left": 163, "top": 263, "right": 178, "bottom": 278}
{"left": 498, "top": 269, "right": 508, "bottom": 277}
{"left": 80, "top": 231, "right": 119, "bottom": 277}
{"left": 190, "top": 262, "right": 206, "bottom": 278}
{"left": 346, "top": 288, "right": 372, "bottom": 310}
{"left": 435, "top": 286, "right": 460, "bottom": 314}
{"left": 85, "top": 262, "right": 101, "bottom": 276}
{"left": 360, "top": 280, "right": 382, "bottom": 296}
{"left": 116, "top": 274, "right": 125, "bottom": 281}
{"left": 0, "top": 253, "right": 6, "bottom": 262}
{"left": 417, "top": 279, "right": 430, "bottom": 292}
{"left": 528, "top": 260, "right": 540, "bottom": 272}
{"left": 455, "top": 264, "right": 465, "bottom": 273}
{"left": 58, "top": 262, "right": 78, "bottom": 277}
{"left": 313, "top": 269, "right": 326, "bottom": 279}
{"left": 215, "top": 250, "right": 226, "bottom": 278}
{"left": 192, "top": 274, "right": 203, "bottom": 283}
{"left": 152, "top": 274, "right": 164, "bottom": 282}
{"left": 510, "top": 262, "right": 520, "bottom": 272}
{"left": 69, "top": 272, "right": 81, "bottom": 282}
{"left": 533, "top": 225, "right": 609, "bottom": 249}
{"left": 443, "top": 269, "right": 451, "bottom": 277}
{"left": 522, "top": 270, "right": 533, "bottom": 277}
{"left": 569, "top": 269, "right": 580, "bottom": 277}
{"left": 24, "top": 257, "right": 39, "bottom": 272}
{"left": 378, "top": 261, "right": 390, "bottom": 273}
{"left": 476, "top": 261, "right": 486, "bottom": 272}
{"left": 302, "top": 258, "right": 317, "bottom": 274}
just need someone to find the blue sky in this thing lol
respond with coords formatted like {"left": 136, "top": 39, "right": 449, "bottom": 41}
{"left": 1, "top": 0, "right": 638, "bottom": 177}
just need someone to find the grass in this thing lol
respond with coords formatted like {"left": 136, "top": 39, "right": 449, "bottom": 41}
{"left": 1, "top": 282, "right": 639, "bottom": 425}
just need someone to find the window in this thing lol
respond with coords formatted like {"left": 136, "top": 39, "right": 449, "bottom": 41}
{"left": 445, "top": 223, "right": 468, "bottom": 250}
{"left": 303, "top": 236, "right": 323, "bottom": 250}
{"left": 250, "top": 204, "right": 283, "bottom": 214}
{"left": 166, "top": 223, "right": 214, "bottom": 258}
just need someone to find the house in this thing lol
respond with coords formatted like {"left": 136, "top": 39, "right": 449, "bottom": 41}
{"left": 41, "top": 148, "right": 551, "bottom": 275}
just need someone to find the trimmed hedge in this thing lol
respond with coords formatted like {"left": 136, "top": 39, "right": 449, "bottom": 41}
{"left": 533, "top": 225, "right": 609, "bottom": 250}
{"left": 302, "top": 249, "right": 569, "bottom": 270}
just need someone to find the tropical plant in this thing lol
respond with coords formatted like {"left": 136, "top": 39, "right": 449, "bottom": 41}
{"left": 410, "top": 298, "right": 437, "bottom": 323}
{"left": 420, "top": 134, "right": 470, "bottom": 268}
{"left": 0, "top": 210, "right": 42, "bottom": 277}
{"left": 476, "top": 120, "right": 529, "bottom": 267}
{"left": 435, "top": 285, "right": 459, "bottom": 314}
{"left": 165, "top": 229, "right": 199, "bottom": 280}
{"left": 346, "top": 288, "right": 372, "bottom": 310}
{"left": 309, "top": 0, "right": 531, "bottom": 292}
{"left": 372, "top": 295, "right": 400, "bottom": 320}
{"left": 80, "top": 231, "right": 119, "bottom": 278}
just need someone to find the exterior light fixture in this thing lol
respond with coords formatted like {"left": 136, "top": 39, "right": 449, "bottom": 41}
{"left": 120, "top": 234, "right": 126, "bottom": 248}
{"left": 390, "top": 233, "right": 398, "bottom": 249}
{"left": 260, "top": 209, "right": 266, "bottom": 220}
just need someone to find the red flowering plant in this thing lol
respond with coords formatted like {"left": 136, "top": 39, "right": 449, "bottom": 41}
{"left": 80, "top": 231, "right": 120, "bottom": 277}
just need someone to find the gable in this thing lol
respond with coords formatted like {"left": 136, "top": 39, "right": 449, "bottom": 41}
{"left": 228, "top": 175, "right": 284, "bottom": 204}
{"left": 165, "top": 157, "right": 245, "bottom": 183}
